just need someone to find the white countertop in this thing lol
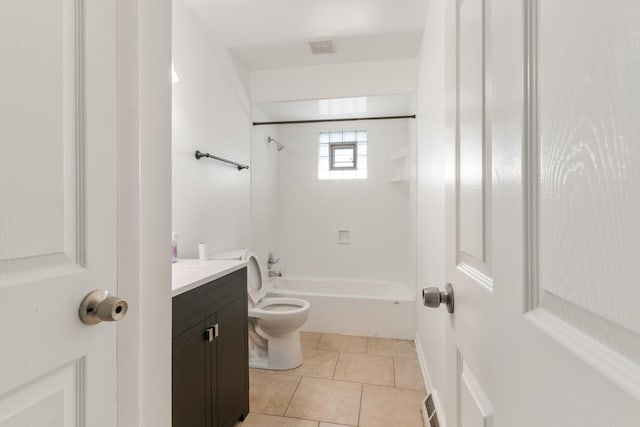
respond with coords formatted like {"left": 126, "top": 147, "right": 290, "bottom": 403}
{"left": 172, "top": 259, "right": 248, "bottom": 297}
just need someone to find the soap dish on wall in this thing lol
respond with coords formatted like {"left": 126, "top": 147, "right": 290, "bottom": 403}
{"left": 389, "top": 155, "right": 408, "bottom": 182}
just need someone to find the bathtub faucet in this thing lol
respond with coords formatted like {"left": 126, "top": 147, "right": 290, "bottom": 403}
{"left": 268, "top": 270, "right": 282, "bottom": 278}
{"left": 267, "top": 252, "right": 280, "bottom": 269}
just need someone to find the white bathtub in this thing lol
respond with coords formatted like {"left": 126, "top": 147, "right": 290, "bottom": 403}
{"left": 266, "top": 277, "right": 416, "bottom": 339}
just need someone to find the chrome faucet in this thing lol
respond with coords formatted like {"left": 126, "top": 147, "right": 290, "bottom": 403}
{"left": 267, "top": 252, "right": 280, "bottom": 270}
{"left": 268, "top": 270, "right": 282, "bottom": 278}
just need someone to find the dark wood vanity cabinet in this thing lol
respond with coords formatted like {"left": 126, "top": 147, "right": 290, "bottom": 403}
{"left": 172, "top": 268, "right": 249, "bottom": 427}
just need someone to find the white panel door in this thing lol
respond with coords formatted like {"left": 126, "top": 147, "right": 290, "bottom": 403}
{"left": 0, "top": 1, "right": 119, "bottom": 426}
{"left": 436, "top": 0, "right": 640, "bottom": 425}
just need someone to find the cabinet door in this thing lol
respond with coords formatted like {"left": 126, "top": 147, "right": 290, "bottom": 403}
{"left": 173, "top": 321, "right": 208, "bottom": 427}
{"left": 216, "top": 296, "right": 249, "bottom": 426}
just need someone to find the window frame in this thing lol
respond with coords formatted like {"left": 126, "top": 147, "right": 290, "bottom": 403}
{"left": 329, "top": 142, "right": 358, "bottom": 171}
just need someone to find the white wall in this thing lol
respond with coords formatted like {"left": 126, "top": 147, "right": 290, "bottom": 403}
{"left": 250, "top": 58, "right": 419, "bottom": 103}
{"left": 277, "top": 120, "right": 410, "bottom": 282}
{"left": 414, "top": 0, "right": 449, "bottom": 418}
{"left": 250, "top": 118, "right": 280, "bottom": 268}
{"left": 172, "top": 0, "right": 252, "bottom": 259}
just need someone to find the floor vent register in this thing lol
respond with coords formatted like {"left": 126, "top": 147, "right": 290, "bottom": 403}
{"left": 421, "top": 393, "right": 440, "bottom": 427}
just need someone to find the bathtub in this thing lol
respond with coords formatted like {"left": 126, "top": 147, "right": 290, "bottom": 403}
{"left": 266, "top": 277, "right": 416, "bottom": 339}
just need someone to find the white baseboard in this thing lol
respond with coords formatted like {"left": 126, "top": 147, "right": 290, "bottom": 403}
{"left": 415, "top": 334, "right": 447, "bottom": 427}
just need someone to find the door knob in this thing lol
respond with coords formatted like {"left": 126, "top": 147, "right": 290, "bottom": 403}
{"left": 79, "top": 290, "right": 129, "bottom": 325}
{"left": 422, "top": 283, "right": 455, "bottom": 313}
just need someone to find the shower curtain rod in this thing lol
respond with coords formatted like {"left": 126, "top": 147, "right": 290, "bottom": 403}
{"left": 252, "top": 114, "right": 416, "bottom": 126}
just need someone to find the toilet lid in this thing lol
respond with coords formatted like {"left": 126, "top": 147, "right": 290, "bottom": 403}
{"left": 246, "top": 255, "right": 263, "bottom": 293}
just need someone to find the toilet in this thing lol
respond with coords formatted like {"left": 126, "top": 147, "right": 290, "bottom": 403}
{"left": 213, "top": 249, "right": 310, "bottom": 370}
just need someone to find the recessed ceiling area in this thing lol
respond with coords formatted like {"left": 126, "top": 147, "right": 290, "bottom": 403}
{"left": 252, "top": 94, "right": 416, "bottom": 123}
{"left": 181, "top": 0, "right": 428, "bottom": 70}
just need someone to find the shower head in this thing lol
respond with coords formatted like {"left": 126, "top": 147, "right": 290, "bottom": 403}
{"left": 268, "top": 137, "right": 285, "bottom": 151}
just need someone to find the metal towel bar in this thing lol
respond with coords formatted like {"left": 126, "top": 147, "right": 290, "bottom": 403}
{"left": 194, "top": 150, "right": 249, "bottom": 170}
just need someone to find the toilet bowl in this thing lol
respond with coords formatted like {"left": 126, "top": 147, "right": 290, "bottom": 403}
{"left": 250, "top": 297, "right": 310, "bottom": 334}
{"left": 213, "top": 249, "right": 310, "bottom": 370}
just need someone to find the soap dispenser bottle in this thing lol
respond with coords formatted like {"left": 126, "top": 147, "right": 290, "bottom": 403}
{"left": 171, "top": 232, "right": 178, "bottom": 263}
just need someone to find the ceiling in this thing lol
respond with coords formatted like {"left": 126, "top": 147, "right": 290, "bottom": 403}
{"left": 181, "top": 0, "right": 428, "bottom": 70}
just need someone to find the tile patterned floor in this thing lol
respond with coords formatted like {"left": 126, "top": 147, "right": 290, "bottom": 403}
{"left": 236, "top": 332, "right": 426, "bottom": 427}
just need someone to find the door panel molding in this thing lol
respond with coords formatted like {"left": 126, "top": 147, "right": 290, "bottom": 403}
{"left": 526, "top": 308, "right": 640, "bottom": 401}
{"left": 0, "top": 0, "right": 86, "bottom": 278}
{"left": 457, "top": 261, "right": 492, "bottom": 291}
{"left": 458, "top": 354, "right": 494, "bottom": 427}
{"left": 523, "top": 0, "right": 539, "bottom": 312}
{"left": 456, "top": 0, "right": 493, "bottom": 287}
{"left": 0, "top": 359, "right": 84, "bottom": 427}
{"left": 524, "top": 0, "right": 640, "bottom": 400}
{"left": 72, "top": 0, "right": 86, "bottom": 269}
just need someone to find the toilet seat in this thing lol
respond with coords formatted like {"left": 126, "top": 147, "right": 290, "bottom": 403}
{"left": 248, "top": 296, "right": 310, "bottom": 337}
{"left": 249, "top": 297, "right": 310, "bottom": 318}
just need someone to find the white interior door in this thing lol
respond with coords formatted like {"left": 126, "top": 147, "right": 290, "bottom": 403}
{"left": 440, "top": 0, "right": 640, "bottom": 425}
{"left": 0, "top": 1, "right": 119, "bottom": 426}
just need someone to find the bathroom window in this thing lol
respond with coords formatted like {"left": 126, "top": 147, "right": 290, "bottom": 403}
{"left": 318, "top": 130, "right": 367, "bottom": 180}
{"left": 330, "top": 143, "right": 357, "bottom": 170}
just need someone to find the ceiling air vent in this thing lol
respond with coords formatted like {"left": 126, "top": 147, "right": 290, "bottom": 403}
{"left": 309, "top": 39, "right": 336, "bottom": 55}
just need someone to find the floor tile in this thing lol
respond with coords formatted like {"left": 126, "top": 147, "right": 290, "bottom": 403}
{"left": 317, "top": 333, "right": 367, "bottom": 353}
{"left": 367, "top": 337, "right": 417, "bottom": 359}
{"left": 249, "top": 371, "right": 300, "bottom": 416}
{"left": 236, "top": 413, "right": 319, "bottom": 427}
{"left": 319, "top": 423, "right": 355, "bottom": 427}
{"left": 394, "top": 357, "right": 426, "bottom": 391}
{"left": 285, "top": 377, "right": 362, "bottom": 425}
{"left": 359, "top": 384, "right": 425, "bottom": 427}
{"left": 301, "top": 331, "right": 322, "bottom": 349}
{"left": 333, "top": 353, "right": 394, "bottom": 386}
{"left": 275, "top": 348, "right": 339, "bottom": 379}
{"left": 250, "top": 367, "right": 274, "bottom": 375}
